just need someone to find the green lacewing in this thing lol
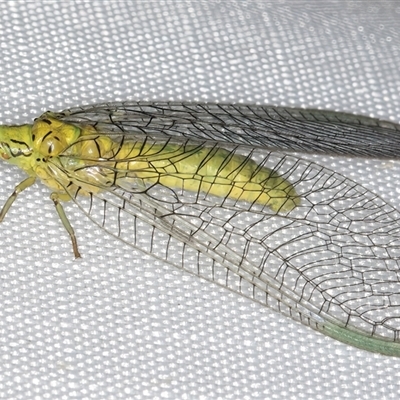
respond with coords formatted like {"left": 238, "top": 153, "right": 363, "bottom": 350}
{"left": 1, "top": 101, "right": 400, "bottom": 356}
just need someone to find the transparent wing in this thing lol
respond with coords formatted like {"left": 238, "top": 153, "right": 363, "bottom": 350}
{"left": 56, "top": 140, "right": 400, "bottom": 351}
{"left": 54, "top": 101, "right": 400, "bottom": 159}
{"left": 48, "top": 102, "right": 400, "bottom": 355}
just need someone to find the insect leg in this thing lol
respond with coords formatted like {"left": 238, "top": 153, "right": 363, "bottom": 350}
{"left": 50, "top": 192, "right": 81, "bottom": 258}
{"left": 0, "top": 176, "right": 36, "bottom": 222}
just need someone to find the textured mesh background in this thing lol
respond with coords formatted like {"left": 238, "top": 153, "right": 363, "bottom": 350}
{"left": 0, "top": 1, "right": 400, "bottom": 399}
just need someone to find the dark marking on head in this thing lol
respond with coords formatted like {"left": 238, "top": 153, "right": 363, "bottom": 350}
{"left": 10, "top": 139, "right": 28, "bottom": 146}
{"left": 8, "top": 139, "right": 32, "bottom": 157}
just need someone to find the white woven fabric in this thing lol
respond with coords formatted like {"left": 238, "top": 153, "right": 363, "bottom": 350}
{"left": 0, "top": 1, "right": 399, "bottom": 399}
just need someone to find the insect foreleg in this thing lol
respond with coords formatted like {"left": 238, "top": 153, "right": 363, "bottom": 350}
{"left": 0, "top": 176, "right": 36, "bottom": 222}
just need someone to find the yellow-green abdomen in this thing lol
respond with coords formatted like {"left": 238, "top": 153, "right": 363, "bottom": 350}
{"left": 110, "top": 140, "right": 299, "bottom": 212}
